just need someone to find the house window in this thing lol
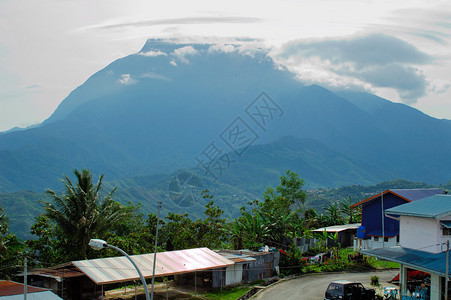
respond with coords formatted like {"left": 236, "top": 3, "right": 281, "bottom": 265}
{"left": 373, "top": 237, "right": 379, "bottom": 241}
{"left": 384, "top": 237, "right": 389, "bottom": 242}
{"left": 443, "top": 227, "right": 451, "bottom": 236}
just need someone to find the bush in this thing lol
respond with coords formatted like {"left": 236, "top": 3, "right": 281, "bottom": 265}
{"left": 370, "top": 275, "right": 380, "bottom": 287}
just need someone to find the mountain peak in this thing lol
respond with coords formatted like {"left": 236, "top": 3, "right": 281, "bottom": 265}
{"left": 139, "top": 38, "right": 211, "bottom": 54}
{"left": 138, "top": 38, "right": 269, "bottom": 58}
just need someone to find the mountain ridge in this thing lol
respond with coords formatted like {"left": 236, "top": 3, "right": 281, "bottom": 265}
{"left": 0, "top": 39, "right": 450, "bottom": 194}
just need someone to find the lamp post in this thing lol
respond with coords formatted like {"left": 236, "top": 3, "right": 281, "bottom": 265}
{"left": 151, "top": 201, "right": 162, "bottom": 300}
{"left": 89, "top": 239, "right": 150, "bottom": 300}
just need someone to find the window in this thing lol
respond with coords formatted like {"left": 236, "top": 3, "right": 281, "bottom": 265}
{"left": 373, "top": 237, "right": 379, "bottom": 241}
{"left": 384, "top": 237, "right": 389, "bottom": 242}
{"left": 443, "top": 227, "right": 451, "bottom": 236}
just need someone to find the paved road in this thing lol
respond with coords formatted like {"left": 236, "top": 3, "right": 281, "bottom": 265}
{"left": 252, "top": 269, "right": 399, "bottom": 300}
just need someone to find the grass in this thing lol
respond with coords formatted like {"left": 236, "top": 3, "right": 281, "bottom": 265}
{"left": 369, "top": 258, "right": 400, "bottom": 269}
{"left": 201, "top": 286, "right": 251, "bottom": 300}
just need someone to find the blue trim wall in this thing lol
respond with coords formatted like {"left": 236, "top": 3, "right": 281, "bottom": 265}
{"left": 361, "top": 193, "right": 405, "bottom": 237}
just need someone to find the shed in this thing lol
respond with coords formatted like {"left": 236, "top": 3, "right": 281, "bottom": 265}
{"left": 25, "top": 247, "right": 234, "bottom": 299}
{"left": 216, "top": 249, "right": 280, "bottom": 284}
{"left": 73, "top": 247, "right": 234, "bottom": 285}
{"left": 312, "top": 223, "right": 360, "bottom": 247}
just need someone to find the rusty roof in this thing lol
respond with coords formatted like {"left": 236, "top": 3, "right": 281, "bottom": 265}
{"left": 0, "top": 280, "right": 48, "bottom": 296}
{"left": 27, "top": 267, "right": 85, "bottom": 282}
{"left": 72, "top": 247, "right": 234, "bottom": 285}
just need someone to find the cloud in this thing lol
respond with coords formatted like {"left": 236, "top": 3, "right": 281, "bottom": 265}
{"left": 275, "top": 34, "right": 434, "bottom": 103}
{"left": 85, "top": 16, "right": 263, "bottom": 30}
{"left": 117, "top": 74, "right": 136, "bottom": 85}
{"left": 139, "top": 50, "right": 167, "bottom": 57}
{"left": 208, "top": 44, "right": 237, "bottom": 53}
{"left": 170, "top": 60, "right": 177, "bottom": 66}
{"left": 172, "top": 46, "right": 198, "bottom": 63}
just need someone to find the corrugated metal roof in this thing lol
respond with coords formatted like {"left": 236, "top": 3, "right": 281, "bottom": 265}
{"left": 0, "top": 292, "right": 62, "bottom": 300}
{"left": 0, "top": 281, "right": 61, "bottom": 299}
{"left": 25, "top": 266, "right": 84, "bottom": 282}
{"left": 312, "top": 223, "right": 360, "bottom": 233}
{"left": 385, "top": 195, "right": 451, "bottom": 219}
{"left": 216, "top": 252, "right": 256, "bottom": 264}
{"left": 351, "top": 189, "right": 443, "bottom": 208}
{"left": 360, "top": 246, "right": 449, "bottom": 277}
{"left": 73, "top": 247, "right": 234, "bottom": 285}
{"left": 390, "top": 189, "right": 443, "bottom": 201}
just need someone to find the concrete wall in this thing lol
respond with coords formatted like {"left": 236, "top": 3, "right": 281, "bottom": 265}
{"left": 400, "top": 216, "right": 447, "bottom": 253}
{"left": 353, "top": 236, "right": 398, "bottom": 250}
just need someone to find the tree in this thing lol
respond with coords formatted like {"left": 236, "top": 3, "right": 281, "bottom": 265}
{"left": 41, "top": 169, "right": 134, "bottom": 260}
{"left": 164, "top": 191, "right": 228, "bottom": 250}
{"left": 0, "top": 207, "right": 25, "bottom": 279}
{"left": 276, "top": 170, "right": 307, "bottom": 212}
{"left": 322, "top": 202, "right": 345, "bottom": 226}
{"left": 339, "top": 196, "right": 361, "bottom": 224}
{"left": 237, "top": 170, "right": 306, "bottom": 249}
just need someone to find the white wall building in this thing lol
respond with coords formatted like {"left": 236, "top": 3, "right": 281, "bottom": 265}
{"left": 361, "top": 194, "right": 451, "bottom": 300}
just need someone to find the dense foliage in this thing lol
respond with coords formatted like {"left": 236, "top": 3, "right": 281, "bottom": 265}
{"left": 0, "top": 168, "right": 381, "bottom": 279}
{"left": 0, "top": 207, "right": 25, "bottom": 278}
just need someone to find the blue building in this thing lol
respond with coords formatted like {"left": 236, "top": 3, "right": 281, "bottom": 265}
{"left": 351, "top": 188, "right": 443, "bottom": 249}
{"left": 361, "top": 194, "right": 451, "bottom": 300}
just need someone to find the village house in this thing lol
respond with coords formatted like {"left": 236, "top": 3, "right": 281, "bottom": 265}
{"left": 352, "top": 188, "right": 444, "bottom": 250}
{"left": 361, "top": 194, "right": 451, "bottom": 300}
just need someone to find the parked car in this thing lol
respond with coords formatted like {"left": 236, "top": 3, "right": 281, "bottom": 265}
{"left": 325, "top": 280, "right": 376, "bottom": 300}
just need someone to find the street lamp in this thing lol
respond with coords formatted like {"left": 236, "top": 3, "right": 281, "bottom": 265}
{"left": 88, "top": 239, "right": 150, "bottom": 300}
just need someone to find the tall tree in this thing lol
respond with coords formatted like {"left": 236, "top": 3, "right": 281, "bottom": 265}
{"left": 239, "top": 170, "right": 306, "bottom": 249}
{"left": 323, "top": 202, "right": 345, "bottom": 226}
{"left": 339, "top": 196, "right": 361, "bottom": 224}
{"left": 42, "top": 169, "right": 133, "bottom": 260}
{"left": 276, "top": 170, "right": 307, "bottom": 212}
{"left": 0, "top": 207, "right": 25, "bottom": 279}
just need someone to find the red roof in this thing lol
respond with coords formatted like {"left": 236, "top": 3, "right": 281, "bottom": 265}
{"left": 0, "top": 280, "right": 48, "bottom": 296}
{"left": 350, "top": 188, "right": 443, "bottom": 209}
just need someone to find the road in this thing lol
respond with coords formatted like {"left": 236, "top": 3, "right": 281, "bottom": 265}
{"left": 252, "top": 269, "right": 399, "bottom": 300}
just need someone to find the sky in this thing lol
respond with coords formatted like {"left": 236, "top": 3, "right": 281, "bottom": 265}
{"left": 0, "top": 0, "right": 450, "bottom": 131}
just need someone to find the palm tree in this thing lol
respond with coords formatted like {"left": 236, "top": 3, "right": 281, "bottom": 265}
{"left": 43, "top": 169, "right": 132, "bottom": 260}
{"left": 323, "top": 202, "right": 345, "bottom": 226}
{"left": 339, "top": 196, "right": 361, "bottom": 224}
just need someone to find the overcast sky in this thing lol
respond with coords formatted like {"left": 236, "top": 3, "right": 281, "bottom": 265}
{"left": 0, "top": 0, "right": 450, "bottom": 131}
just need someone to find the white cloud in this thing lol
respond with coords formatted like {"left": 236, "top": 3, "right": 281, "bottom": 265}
{"left": 170, "top": 60, "right": 177, "bottom": 66}
{"left": 117, "top": 74, "right": 136, "bottom": 85}
{"left": 139, "top": 50, "right": 167, "bottom": 57}
{"left": 274, "top": 33, "right": 435, "bottom": 103}
{"left": 208, "top": 44, "right": 236, "bottom": 53}
{"left": 172, "top": 46, "right": 198, "bottom": 63}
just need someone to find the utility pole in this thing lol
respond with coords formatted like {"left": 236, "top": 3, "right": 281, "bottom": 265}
{"left": 446, "top": 240, "right": 449, "bottom": 300}
{"left": 381, "top": 191, "right": 385, "bottom": 268}
{"left": 151, "top": 201, "right": 163, "bottom": 300}
{"left": 381, "top": 191, "right": 385, "bottom": 248}
{"left": 24, "top": 257, "right": 27, "bottom": 300}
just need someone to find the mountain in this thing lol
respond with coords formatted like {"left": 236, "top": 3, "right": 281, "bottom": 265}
{"left": 0, "top": 38, "right": 450, "bottom": 196}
